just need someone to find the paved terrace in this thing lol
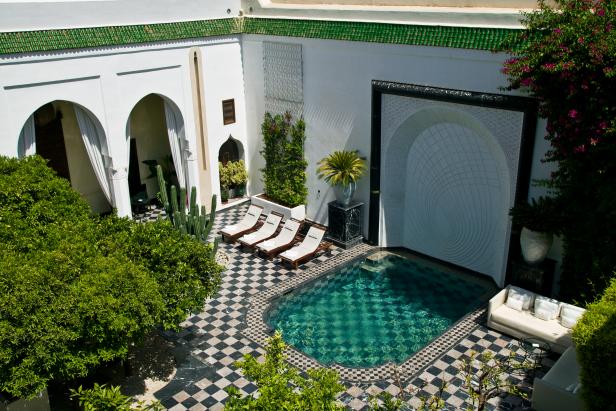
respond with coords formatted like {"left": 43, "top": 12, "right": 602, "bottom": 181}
{"left": 136, "top": 203, "right": 557, "bottom": 410}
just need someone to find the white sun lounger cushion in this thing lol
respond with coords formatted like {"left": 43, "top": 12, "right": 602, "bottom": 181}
{"left": 257, "top": 219, "right": 301, "bottom": 252}
{"left": 279, "top": 226, "right": 325, "bottom": 261}
{"left": 221, "top": 205, "right": 262, "bottom": 236}
{"left": 239, "top": 212, "right": 282, "bottom": 245}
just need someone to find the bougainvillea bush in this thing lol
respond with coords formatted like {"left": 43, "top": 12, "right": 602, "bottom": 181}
{"left": 502, "top": 0, "right": 616, "bottom": 302}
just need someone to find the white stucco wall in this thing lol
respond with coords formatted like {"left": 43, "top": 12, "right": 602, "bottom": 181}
{"left": 0, "top": 36, "right": 247, "bottom": 214}
{"left": 242, "top": 34, "right": 555, "bottom": 277}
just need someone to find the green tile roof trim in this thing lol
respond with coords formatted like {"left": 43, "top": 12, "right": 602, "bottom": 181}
{"left": 0, "top": 18, "right": 242, "bottom": 55}
{"left": 243, "top": 18, "right": 520, "bottom": 51}
{"left": 0, "top": 16, "right": 522, "bottom": 55}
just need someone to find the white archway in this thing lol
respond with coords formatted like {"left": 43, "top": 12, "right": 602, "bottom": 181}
{"left": 17, "top": 100, "right": 112, "bottom": 213}
{"left": 381, "top": 105, "right": 511, "bottom": 285}
{"left": 125, "top": 93, "right": 197, "bottom": 208}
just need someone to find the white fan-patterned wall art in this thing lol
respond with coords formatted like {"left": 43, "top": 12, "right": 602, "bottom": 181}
{"left": 263, "top": 41, "right": 303, "bottom": 117}
{"left": 375, "top": 83, "right": 534, "bottom": 286}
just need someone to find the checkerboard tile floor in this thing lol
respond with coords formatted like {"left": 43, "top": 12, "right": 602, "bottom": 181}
{"left": 150, "top": 203, "right": 558, "bottom": 410}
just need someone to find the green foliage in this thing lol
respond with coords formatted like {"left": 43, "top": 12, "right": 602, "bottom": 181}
{"left": 572, "top": 276, "right": 616, "bottom": 409}
{"left": 225, "top": 331, "right": 344, "bottom": 410}
{"left": 508, "top": 196, "right": 561, "bottom": 233}
{"left": 459, "top": 351, "right": 530, "bottom": 411}
{"left": 260, "top": 112, "right": 308, "bottom": 208}
{"left": 500, "top": 0, "right": 616, "bottom": 302}
{"left": 156, "top": 165, "right": 218, "bottom": 257}
{"left": 228, "top": 160, "right": 248, "bottom": 187}
{"left": 0, "top": 155, "right": 222, "bottom": 399}
{"left": 70, "top": 383, "right": 162, "bottom": 411}
{"left": 317, "top": 150, "right": 366, "bottom": 187}
{"left": 219, "top": 161, "right": 233, "bottom": 189}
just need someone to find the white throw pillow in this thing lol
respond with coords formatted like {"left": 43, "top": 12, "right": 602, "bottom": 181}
{"left": 506, "top": 297, "right": 524, "bottom": 311}
{"left": 560, "top": 303, "right": 585, "bottom": 329}
{"left": 506, "top": 286, "right": 534, "bottom": 311}
{"left": 533, "top": 296, "right": 561, "bottom": 321}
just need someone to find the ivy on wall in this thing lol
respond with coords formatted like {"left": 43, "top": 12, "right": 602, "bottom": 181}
{"left": 260, "top": 112, "right": 307, "bottom": 208}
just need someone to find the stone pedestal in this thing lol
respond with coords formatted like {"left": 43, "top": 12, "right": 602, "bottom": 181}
{"left": 510, "top": 258, "right": 556, "bottom": 297}
{"left": 327, "top": 201, "right": 363, "bottom": 249}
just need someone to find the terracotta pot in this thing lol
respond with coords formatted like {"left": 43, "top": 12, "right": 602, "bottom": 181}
{"left": 520, "top": 227, "right": 553, "bottom": 265}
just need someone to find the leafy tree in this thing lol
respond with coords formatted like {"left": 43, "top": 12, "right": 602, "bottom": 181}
{"left": 501, "top": 0, "right": 616, "bottom": 302}
{"left": 0, "top": 155, "right": 222, "bottom": 399}
{"left": 225, "top": 331, "right": 344, "bottom": 410}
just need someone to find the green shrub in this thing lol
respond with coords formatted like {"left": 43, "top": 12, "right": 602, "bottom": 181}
{"left": 70, "top": 383, "right": 162, "bottom": 411}
{"left": 260, "top": 112, "right": 307, "bottom": 207}
{"left": 225, "top": 331, "right": 344, "bottom": 410}
{"left": 0, "top": 155, "right": 222, "bottom": 399}
{"left": 572, "top": 276, "right": 616, "bottom": 409}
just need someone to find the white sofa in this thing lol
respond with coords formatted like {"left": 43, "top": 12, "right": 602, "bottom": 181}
{"left": 532, "top": 346, "right": 586, "bottom": 411}
{"left": 487, "top": 286, "right": 585, "bottom": 354}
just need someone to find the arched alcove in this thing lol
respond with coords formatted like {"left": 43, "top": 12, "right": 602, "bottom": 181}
{"left": 125, "top": 93, "right": 189, "bottom": 211}
{"left": 381, "top": 106, "right": 510, "bottom": 283}
{"left": 218, "top": 135, "right": 245, "bottom": 202}
{"left": 17, "top": 100, "right": 112, "bottom": 214}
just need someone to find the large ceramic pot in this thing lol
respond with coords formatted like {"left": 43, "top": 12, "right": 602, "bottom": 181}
{"left": 520, "top": 227, "right": 553, "bottom": 265}
{"left": 333, "top": 181, "right": 356, "bottom": 207}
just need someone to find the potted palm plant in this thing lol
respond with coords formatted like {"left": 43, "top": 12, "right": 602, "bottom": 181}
{"left": 509, "top": 196, "right": 560, "bottom": 265}
{"left": 317, "top": 150, "right": 366, "bottom": 206}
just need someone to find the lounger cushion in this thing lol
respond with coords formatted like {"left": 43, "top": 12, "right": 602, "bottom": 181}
{"left": 491, "top": 304, "right": 573, "bottom": 347}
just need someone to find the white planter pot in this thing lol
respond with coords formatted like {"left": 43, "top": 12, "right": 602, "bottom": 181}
{"left": 251, "top": 194, "right": 306, "bottom": 221}
{"left": 333, "top": 182, "right": 356, "bottom": 207}
{"left": 520, "top": 227, "right": 553, "bottom": 266}
{"left": 0, "top": 389, "right": 50, "bottom": 411}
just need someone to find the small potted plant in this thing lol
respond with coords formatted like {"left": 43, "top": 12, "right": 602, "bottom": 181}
{"left": 317, "top": 150, "right": 366, "bottom": 206}
{"left": 219, "top": 162, "right": 231, "bottom": 203}
{"left": 509, "top": 196, "right": 560, "bottom": 265}
{"left": 230, "top": 160, "right": 248, "bottom": 198}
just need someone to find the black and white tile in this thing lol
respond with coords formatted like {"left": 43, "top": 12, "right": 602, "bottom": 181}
{"left": 150, "top": 203, "right": 558, "bottom": 410}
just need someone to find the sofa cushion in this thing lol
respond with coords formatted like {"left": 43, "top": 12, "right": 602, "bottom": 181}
{"left": 534, "top": 296, "right": 561, "bottom": 321}
{"left": 506, "top": 286, "right": 534, "bottom": 311}
{"left": 560, "top": 303, "right": 585, "bottom": 329}
{"left": 491, "top": 305, "right": 573, "bottom": 347}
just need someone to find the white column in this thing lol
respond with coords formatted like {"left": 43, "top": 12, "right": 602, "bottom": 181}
{"left": 110, "top": 166, "right": 131, "bottom": 218}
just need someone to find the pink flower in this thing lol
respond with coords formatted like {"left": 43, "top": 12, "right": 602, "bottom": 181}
{"left": 553, "top": 28, "right": 563, "bottom": 35}
{"left": 597, "top": 8, "right": 605, "bottom": 16}
{"left": 574, "top": 145, "right": 586, "bottom": 153}
{"left": 521, "top": 65, "right": 531, "bottom": 73}
{"left": 520, "top": 78, "right": 533, "bottom": 87}
{"left": 543, "top": 63, "right": 556, "bottom": 70}
{"left": 568, "top": 109, "right": 579, "bottom": 119}
{"left": 599, "top": 121, "right": 608, "bottom": 129}
{"left": 578, "top": 37, "right": 585, "bottom": 44}
{"left": 590, "top": 138, "right": 599, "bottom": 146}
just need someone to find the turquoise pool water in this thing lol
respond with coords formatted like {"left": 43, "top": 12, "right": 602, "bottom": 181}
{"left": 265, "top": 251, "right": 494, "bottom": 368}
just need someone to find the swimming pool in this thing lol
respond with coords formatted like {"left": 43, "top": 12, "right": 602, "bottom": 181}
{"left": 265, "top": 251, "right": 495, "bottom": 368}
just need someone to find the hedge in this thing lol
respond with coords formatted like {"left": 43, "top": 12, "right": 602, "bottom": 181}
{"left": 572, "top": 276, "right": 616, "bottom": 409}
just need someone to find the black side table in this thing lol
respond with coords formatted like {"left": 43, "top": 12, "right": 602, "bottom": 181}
{"left": 327, "top": 201, "right": 364, "bottom": 249}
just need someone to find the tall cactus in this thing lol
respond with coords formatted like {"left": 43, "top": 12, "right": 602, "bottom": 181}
{"left": 156, "top": 165, "right": 218, "bottom": 257}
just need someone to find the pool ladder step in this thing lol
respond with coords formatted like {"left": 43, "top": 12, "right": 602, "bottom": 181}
{"left": 359, "top": 263, "right": 381, "bottom": 274}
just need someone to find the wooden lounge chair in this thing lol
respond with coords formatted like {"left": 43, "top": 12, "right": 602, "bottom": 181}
{"left": 256, "top": 218, "right": 303, "bottom": 258}
{"left": 238, "top": 211, "right": 283, "bottom": 250}
{"left": 219, "top": 204, "right": 263, "bottom": 242}
{"left": 279, "top": 225, "right": 331, "bottom": 269}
